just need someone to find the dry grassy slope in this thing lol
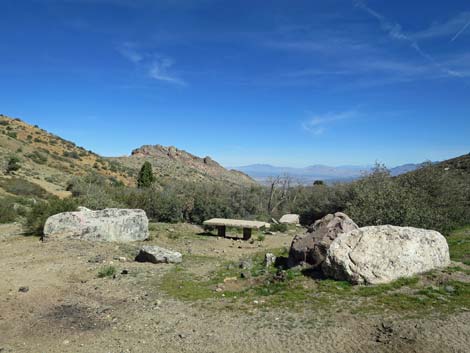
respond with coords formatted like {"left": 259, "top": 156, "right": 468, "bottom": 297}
{"left": 396, "top": 153, "right": 470, "bottom": 182}
{"left": 0, "top": 115, "right": 256, "bottom": 198}
{"left": 109, "top": 144, "right": 256, "bottom": 187}
{"left": 0, "top": 115, "right": 135, "bottom": 197}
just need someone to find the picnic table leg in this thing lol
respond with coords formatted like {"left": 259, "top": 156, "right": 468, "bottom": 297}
{"left": 243, "top": 228, "right": 251, "bottom": 240}
{"left": 217, "top": 225, "right": 226, "bottom": 237}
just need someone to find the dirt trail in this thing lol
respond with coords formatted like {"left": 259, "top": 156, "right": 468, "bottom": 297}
{"left": 0, "top": 229, "right": 469, "bottom": 353}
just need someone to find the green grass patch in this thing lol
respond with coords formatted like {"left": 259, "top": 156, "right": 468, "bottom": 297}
{"left": 447, "top": 226, "right": 470, "bottom": 265}
{"left": 158, "top": 249, "right": 470, "bottom": 316}
{"left": 98, "top": 265, "right": 117, "bottom": 278}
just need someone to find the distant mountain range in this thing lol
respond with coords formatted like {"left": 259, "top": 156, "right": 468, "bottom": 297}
{"left": 232, "top": 162, "right": 429, "bottom": 184}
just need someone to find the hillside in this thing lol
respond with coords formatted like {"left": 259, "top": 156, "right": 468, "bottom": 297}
{"left": 397, "top": 153, "right": 470, "bottom": 183}
{"left": 0, "top": 115, "right": 136, "bottom": 198}
{"left": 110, "top": 144, "right": 255, "bottom": 187}
{"left": 0, "top": 115, "right": 255, "bottom": 200}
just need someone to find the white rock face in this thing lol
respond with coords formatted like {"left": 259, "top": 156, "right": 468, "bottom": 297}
{"left": 264, "top": 253, "right": 277, "bottom": 267}
{"left": 135, "top": 246, "right": 182, "bottom": 264}
{"left": 323, "top": 225, "right": 450, "bottom": 284}
{"left": 279, "top": 214, "right": 300, "bottom": 224}
{"left": 43, "top": 208, "right": 149, "bottom": 242}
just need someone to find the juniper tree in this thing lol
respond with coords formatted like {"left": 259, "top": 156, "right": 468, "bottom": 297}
{"left": 137, "top": 161, "right": 155, "bottom": 188}
{"left": 6, "top": 156, "right": 21, "bottom": 174}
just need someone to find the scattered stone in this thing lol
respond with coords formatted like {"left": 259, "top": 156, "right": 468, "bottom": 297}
{"left": 239, "top": 259, "right": 253, "bottom": 270}
{"left": 121, "top": 269, "right": 129, "bottom": 275}
{"left": 445, "top": 285, "right": 455, "bottom": 293}
{"left": 323, "top": 225, "right": 451, "bottom": 284}
{"left": 44, "top": 208, "right": 149, "bottom": 242}
{"left": 135, "top": 246, "right": 182, "bottom": 264}
{"left": 279, "top": 214, "right": 300, "bottom": 225}
{"left": 113, "top": 256, "right": 127, "bottom": 262}
{"left": 223, "top": 277, "right": 237, "bottom": 283}
{"left": 88, "top": 255, "right": 106, "bottom": 263}
{"left": 18, "top": 286, "right": 29, "bottom": 293}
{"left": 264, "top": 253, "right": 276, "bottom": 267}
{"left": 240, "top": 272, "right": 250, "bottom": 279}
{"left": 288, "top": 212, "right": 358, "bottom": 268}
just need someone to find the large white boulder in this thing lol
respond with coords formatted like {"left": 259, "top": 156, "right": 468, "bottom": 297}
{"left": 279, "top": 214, "right": 300, "bottom": 224}
{"left": 322, "top": 225, "right": 451, "bottom": 284}
{"left": 43, "top": 208, "right": 149, "bottom": 242}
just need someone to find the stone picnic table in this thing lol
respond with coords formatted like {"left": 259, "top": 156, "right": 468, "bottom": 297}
{"left": 203, "top": 218, "right": 270, "bottom": 240}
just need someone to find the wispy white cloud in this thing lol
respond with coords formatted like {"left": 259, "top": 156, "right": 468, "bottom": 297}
{"left": 116, "top": 42, "right": 186, "bottom": 85}
{"left": 353, "top": 0, "right": 464, "bottom": 79}
{"left": 117, "top": 42, "right": 143, "bottom": 63}
{"left": 409, "top": 11, "right": 470, "bottom": 41}
{"left": 148, "top": 57, "right": 186, "bottom": 85}
{"left": 302, "top": 110, "right": 358, "bottom": 135}
{"left": 451, "top": 20, "right": 470, "bottom": 42}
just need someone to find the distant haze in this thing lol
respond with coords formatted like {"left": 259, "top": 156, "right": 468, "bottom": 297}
{"left": 231, "top": 163, "right": 427, "bottom": 184}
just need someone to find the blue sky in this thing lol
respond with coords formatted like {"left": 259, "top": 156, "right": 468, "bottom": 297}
{"left": 1, "top": 0, "right": 469, "bottom": 167}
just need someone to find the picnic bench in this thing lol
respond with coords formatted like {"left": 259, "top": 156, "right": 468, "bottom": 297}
{"left": 203, "top": 218, "right": 270, "bottom": 240}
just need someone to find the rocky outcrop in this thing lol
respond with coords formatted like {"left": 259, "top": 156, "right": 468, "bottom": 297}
{"left": 135, "top": 245, "right": 182, "bottom": 264}
{"left": 288, "top": 212, "right": 358, "bottom": 267}
{"left": 323, "top": 225, "right": 451, "bottom": 284}
{"left": 279, "top": 214, "right": 300, "bottom": 225}
{"left": 43, "top": 208, "right": 149, "bottom": 242}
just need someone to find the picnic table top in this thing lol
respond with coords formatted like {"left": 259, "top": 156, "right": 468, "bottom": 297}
{"left": 203, "top": 218, "right": 270, "bottom": 229}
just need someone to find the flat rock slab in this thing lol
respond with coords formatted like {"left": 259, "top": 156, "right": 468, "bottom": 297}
{"left": 203, "top": 218, "right": 270, "bottom": 229}
{"left": 43, "top": 208, "right": 149, "bottom": 242}
{"left": 135, "top": 245, "right": 182, "bottom": 264}
{"left": 279, "top": 214, "right": 300, "bottom": 224}
{"left": 323, "top": 225, "right": 451, "bottom": 284}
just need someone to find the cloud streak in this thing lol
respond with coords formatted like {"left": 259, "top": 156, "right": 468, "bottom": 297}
{"left": 410, "top": 11, "right": 470, "bottom": 41}
{"left": 353, "top": 0, "right": 464, "bottom": 79}
{"left": 302, "top": 111, "right": 357, "bottom": 135}
{"left": 117, "top": 43, "right": 186, "bottom": 86}
{"left": 451, "top": 20, "right": 470, "bottom": 42}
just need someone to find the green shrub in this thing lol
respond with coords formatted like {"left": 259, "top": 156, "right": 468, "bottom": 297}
{"left": 62, "top": 151, "right": 81, "bottom": 160}
{"left": 270, "top": 223, "right": 288, "bottom": 232}
{"left": 0, "top": 197, "right": 18, "bottom": 223}
{"left": 137, "top": 161, "right": 155, "bottom": 188}
{"left": 7, "top": 131, "right": 17, "bottom": 139}
{"left": 0, "top": 177, "right": 50, "bottom": 198}
{"left": 6, "top": 156, "right": 21, "bottom": 173}
{"left": 98, "top": 266, "right": 117, "bottom": 278}
{"left": 25, "top": 197, "right": 78, "bottom": 235}
{"left": 26, "top": 151, "right": 48, "bottom": 164}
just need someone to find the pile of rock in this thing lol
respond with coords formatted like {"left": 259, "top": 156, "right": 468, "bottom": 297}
{"left": 288, "top": 213, "right": 450, "bottom": 284}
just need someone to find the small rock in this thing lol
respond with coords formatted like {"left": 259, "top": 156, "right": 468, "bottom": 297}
{"left": 264, "top": 253, "right": 276, "bottom": 267}
{"left": 239, "top": 259, "right": 253, "bottom": 270}
{"left": 223, "top": 277, "right": 237, "bottom": 283}
{"left": 135, "top": 246, "right": 182, "bottom": 264}
{"left": 88, "top": 255, "right": 106, "bottom": 263}
{"left": 121, "top": 269, "right": 129, "bottom": 275}
{"left": 444, "top": 285, "right": 455, "bottom": 293}
{"left": 18, "top": 286, "right": 29, "bottom": 293}
{"left": 240, "top": 272, "right": 250, "bottom": 279}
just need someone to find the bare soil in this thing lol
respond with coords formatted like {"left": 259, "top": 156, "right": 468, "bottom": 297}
{"left": 1, "top": 225, "right": 469, "bottom": 353}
